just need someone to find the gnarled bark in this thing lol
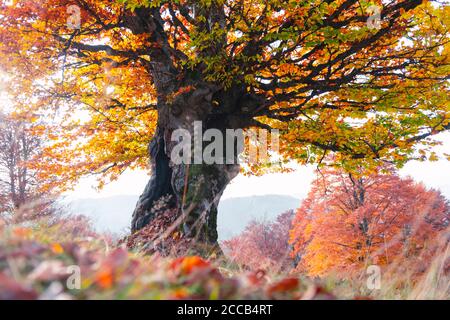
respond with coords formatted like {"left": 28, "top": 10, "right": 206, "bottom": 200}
{"left": 131, "top": 84, "right": 241, "bottom": 250}
{"left": 131, "top": 127, "right": 175, "bottom": 231}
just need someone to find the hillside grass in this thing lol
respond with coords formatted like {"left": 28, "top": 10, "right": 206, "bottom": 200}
{"left": 0, "top": 216, "right": 448, "bottom": 300}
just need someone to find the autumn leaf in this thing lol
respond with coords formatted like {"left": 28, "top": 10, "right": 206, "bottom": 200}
{"left": 51, "top": 243, "right": 64, "bottom": 255}
{"left": 266, "top": 278, "right": 300, "bottom": 298}
{"left": 170, "top": 256, "right": 210, "bottom": 275}
{"left": 95, "top": 266, "right": 114, "bottom": 289}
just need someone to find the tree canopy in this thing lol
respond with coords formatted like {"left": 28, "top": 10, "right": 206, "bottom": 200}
{"left": 0, "top": 0, "right": 449, "bottom": 187}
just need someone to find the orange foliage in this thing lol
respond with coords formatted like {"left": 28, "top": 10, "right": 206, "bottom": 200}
{"left": 290, "top": 168, "right": 450, "bottom": 277}
{"left": 169, "top": 256, "right": 210, "bottom": 275}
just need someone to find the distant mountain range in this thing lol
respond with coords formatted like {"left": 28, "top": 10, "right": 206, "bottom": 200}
{"left": 65, "top": 194, "right": 301, "bottom": 240}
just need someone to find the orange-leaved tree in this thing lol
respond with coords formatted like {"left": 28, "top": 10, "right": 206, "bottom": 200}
{"left": 0, "top": 0, "right": 449, "bottom": 250}
{"left": 290, "top": 168, "right": 450, "bottom": 277}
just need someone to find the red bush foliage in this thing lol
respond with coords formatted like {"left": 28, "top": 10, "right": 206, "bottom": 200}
{"left": 222, "top": 211, "right": 295, "bottom": 272}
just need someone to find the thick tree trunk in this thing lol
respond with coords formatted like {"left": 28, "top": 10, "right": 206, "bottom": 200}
{"left": 172, "top": 162, "right": 240, "bottom": 245}
{"left": 131, "top": 136, "right": 239, "bottom": 249}
{"left": 121, "top": 6, "right": 246, "bottom": 253}
{"left": 131, "top": 127, "right": 175, "bottom": 231}
{"left": 131, "top": 83, "right": 241, "bottom": 252}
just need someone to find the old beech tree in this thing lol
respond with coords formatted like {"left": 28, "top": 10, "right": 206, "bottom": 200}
{"left": 0, "top": 0, "right": 449, "bottom": 250}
